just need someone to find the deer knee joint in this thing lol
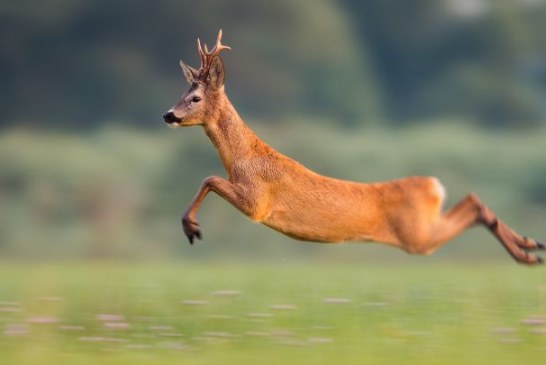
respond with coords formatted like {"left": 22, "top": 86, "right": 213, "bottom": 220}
{"left": 202, "top": 176, "right": 221, "bottom": 188}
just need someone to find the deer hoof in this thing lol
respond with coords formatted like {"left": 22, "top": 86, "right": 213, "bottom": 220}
{"left": 537, "top": 241, "right": 545, "bottom": 250}
{"left": 182, "top": 217, "right": 202, "bottom": 245}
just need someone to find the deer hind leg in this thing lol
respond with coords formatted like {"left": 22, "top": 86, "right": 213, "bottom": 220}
{"left": 421, "top": 194, "right": 543, "bottom": 265}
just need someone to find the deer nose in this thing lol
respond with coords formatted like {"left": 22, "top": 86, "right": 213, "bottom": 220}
{"left": 163, "top": 111, "right": 181, "bottom": 124}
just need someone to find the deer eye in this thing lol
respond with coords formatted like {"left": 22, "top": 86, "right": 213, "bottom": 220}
{"left": 191, "top": 96, "right": 201, "bottom": 103}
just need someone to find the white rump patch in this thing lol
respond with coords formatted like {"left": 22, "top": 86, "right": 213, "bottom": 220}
{"left": 431, "top": 177, "right": 447, "bottom": 206}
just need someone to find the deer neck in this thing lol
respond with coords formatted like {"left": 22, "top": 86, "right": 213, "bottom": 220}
{"left": 203, "top": 98, "right": 263, "bottom": 175}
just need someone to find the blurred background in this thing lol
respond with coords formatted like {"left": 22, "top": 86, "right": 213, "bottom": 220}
{"left": 1, "top": 0, "right": 545, "bottom": 262}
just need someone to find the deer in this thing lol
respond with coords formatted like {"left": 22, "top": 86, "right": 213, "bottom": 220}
{"left": 162, "top": 30, "right": 544, "bottom": 265}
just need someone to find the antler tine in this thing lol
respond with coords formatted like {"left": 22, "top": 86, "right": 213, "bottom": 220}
{"left": 216, "top": 29, "right": 223, "bottom": 45}
{"left": 209, "top": 29, "right": 231, "bottom": 56}
{"left": 197, "top": 38, "right": 206, "bottom": 68}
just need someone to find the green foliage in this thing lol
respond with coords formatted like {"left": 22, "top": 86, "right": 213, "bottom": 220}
{"left": 0, "top": 263, "right": 545, "bottom": 365}
{"left": 0, "top": 123, "right": 544, "bottom": 260}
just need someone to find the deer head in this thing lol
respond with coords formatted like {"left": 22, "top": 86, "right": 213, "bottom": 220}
{"left": 163, "top": 30, "right": 231, "bottom": 127}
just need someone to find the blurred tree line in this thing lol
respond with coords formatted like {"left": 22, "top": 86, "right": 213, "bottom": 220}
{"left": 344, "top": 0, "right": 546, "bottom": 128}
{"left": 1, "top": 0, "right": 545, "bottom": 130}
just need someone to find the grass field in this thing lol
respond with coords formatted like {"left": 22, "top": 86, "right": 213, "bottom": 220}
{"left": 0, "top": 262, "right": 545, "bottom": 365}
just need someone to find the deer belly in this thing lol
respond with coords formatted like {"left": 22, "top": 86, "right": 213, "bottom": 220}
{"left": 262, "top": 201, "right": 377, "bottom": 243}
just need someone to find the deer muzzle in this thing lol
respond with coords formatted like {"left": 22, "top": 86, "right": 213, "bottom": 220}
{"left": 163, "top": 111, "right": 182, "bottom": 125}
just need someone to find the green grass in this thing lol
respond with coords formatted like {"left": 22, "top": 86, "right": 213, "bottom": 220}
{"left": 0, "top": 262, "right": 545, "bottom": 364}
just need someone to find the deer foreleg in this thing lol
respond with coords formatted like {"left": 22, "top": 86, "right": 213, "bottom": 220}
{"left": 181, "top": 176, "right": 245, "bottom": 244}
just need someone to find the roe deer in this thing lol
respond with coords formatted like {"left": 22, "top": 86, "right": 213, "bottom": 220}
{"left": 163, "top": 30, "right": 544, "bottom": 265}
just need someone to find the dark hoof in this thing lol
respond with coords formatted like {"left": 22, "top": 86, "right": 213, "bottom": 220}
{"left": 537, "top": 256, "right": 544, "bottom": 264}
{"left": 186, "top": 230, "right": 202, "bottom": 245}
{"left": 537, "top": 241, "right": 545, "bottom": 250}
{"left": 182, "top": 217, "right": 202, "bottom": 245}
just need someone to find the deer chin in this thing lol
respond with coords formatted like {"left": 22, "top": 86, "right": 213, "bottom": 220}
{"left": 177, "top": 119, "right": 203, "bottom": 127}
{"left": 167, "top": 121, "right": 183, "bottom": 129}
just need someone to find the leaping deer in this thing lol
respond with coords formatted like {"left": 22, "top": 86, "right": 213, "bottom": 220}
{"left": 163, "top": 30, "right": 544, "bottom": 265}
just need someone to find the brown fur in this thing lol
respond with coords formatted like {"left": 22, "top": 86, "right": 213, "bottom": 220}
{"left": 164, "top": 31, "right": 544, "bottom": 265}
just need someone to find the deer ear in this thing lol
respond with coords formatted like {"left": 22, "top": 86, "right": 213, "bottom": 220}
{"left": 180, "top": 61, "right": 199, "bottom": 84}
{"left": 208, "top": 56, "right": 225, "bottom": 89}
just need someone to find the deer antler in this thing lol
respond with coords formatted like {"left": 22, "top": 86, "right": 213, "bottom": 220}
{"left": 196, "top": 29, "right": 231, "bottom": 83}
